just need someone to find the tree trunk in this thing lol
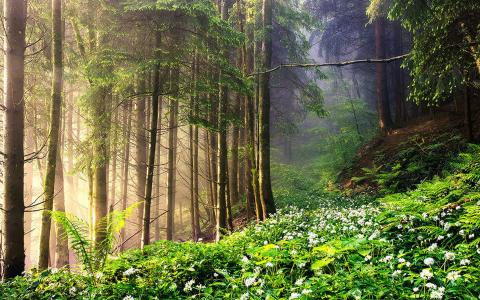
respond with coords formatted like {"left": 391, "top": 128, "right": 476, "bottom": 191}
{"left": 136, "top": 79, "right": 147, "bottom": 246}
{"left": 142, "top": 32, "right": 162, "bottom": 248}
{"left": 39, "top": 0, "right": 63, "bottom": 271}
{"left": 229, "top": 96, "right": 240, "bottom": 205}
{"left": 54, "top": 150, "right": 69, "bottom": 267}
{"left": 258, "top": 0, "right": 276, "bottom": 218}
{"left": 93, "top": 90, "right": 109, "bottom": 247}
{"left": 392, "top": 22, "right": 406, "bottom": 126}
{"left": 166, "top": 70, "right": 179, "bottom": 241}
{"left": 374, "top": 18, "right": 393, "bottom": 134}
{"left": 120, "top": 100, "right": 133, "bottom": 250}
{"left": 154, "top": 98, "right": 162, "bottom": 242}
{"left": 109, "top": 108, "right": 119, "bottom": 210}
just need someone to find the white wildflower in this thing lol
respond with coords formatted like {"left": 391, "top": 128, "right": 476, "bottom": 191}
{"left": 424, "top": 257, "right": 435, "bottom": 266}
{"left": 444, "top": 252, "right": 455, "bottom": 261}
{"left": 123, "top": 296, "right": 134, "bottom": 300}
{"left": 420, "top": 269, "right": 433, "bottom": 280}
{"left": 460, "top": 259, "right": 471, "bottom": 266}
{"left": 430, "top": 287, "right": 445, "bottom": 299}
{"left": 122, "top": 267, "right": 138, "bottom": 277}
{"left": 184, "top": 279, "right": 195, "bottom": 292}
{"left": 428, "top": 243, "right": 438, "bottom": 252}
{"left": 425, "top": 282, "right": 437, "bottom": 289}
{"left": 392, "top": 270, "right": 402, "bottom": 277}
{"left": 446, "top": 271, "right": 461, "bottom": 282}
{"left": 289, "top": 293, "right": 301, "bottom": 300}
{"left": 295, "top": 278, "right": 304, "bottom": 286}
{"left": 244, "top": 277, "right": 256, "bottom": 287}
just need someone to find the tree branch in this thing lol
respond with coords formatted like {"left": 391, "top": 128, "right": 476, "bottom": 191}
{"left": 250, "top": 53, "right": 410, "bottom": 76}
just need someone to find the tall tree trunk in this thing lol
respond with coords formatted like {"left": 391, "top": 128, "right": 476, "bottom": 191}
{"left": 392, "top": 22, "right": 406, "bottom": 126}
{"left": 154, "top": 98, "right": 162, "bottom": 242}
{"left": 229, "top": 95, "right": 240, "bottom": 205}
{"left": 136, "top": 79, "right": 147, "bottom": 246}
{"left": 120, "top": 100, "right": 133, "bottom": 250}
{"left": 166, "top": 70, "right": 179, "bottom": 241}
{"left": 54, "top": 150, "right": 69, "bottom": 267}
{"left": 374, "top": 18, "right": 393, "bottom": 134}
{"left": 216, "top": 0, "right": 231, "bottom": 240}
{"left": 93, "top": 90, "right": 109, "bottom": 247}
{"left": 142, "top": 33, "right": 162, "bottom": 248}
{"left": 109, "top": 108, "right": 119, "bottom": 210}
{"left": 258, "top": 0, "right": 276, "bottom": 219}
{"left": 39, "top": 0, "right": 63, "bottom": 271}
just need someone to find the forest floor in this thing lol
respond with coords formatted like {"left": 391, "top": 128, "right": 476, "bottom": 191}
{"left": 1, "top": 116, "right": 480, "bottom": 299}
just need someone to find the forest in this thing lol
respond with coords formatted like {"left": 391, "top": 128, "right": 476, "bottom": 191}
{"left": 0, "top": 0, "right": 479, "bottom": 299}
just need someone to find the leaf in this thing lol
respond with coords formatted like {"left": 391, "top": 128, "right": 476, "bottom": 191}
{"left": 314, "top": 245, "right": 337, "bottom": 256}
{"left": 311, "top": 257, "right": 335, "bottom": 270}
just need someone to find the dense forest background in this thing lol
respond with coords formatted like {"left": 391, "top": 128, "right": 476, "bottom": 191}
{"left": 0, "top": 1, "right": 479, "bottom": 297}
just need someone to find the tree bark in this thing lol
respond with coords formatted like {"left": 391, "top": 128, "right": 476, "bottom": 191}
{"left": 142, "top": 32, "right": 162, "bottom": 248}
{"left": 136, "top": 79, "right": 147, "bottom": 246}
{"left": 54, "top": 150, "right": 69, "bottom": 267}
{"left": 374, "top": 18, "right": 393, "bottom": 134}
{"left": 39, "top": 0, "right": 63, "bottom": 271}
{"left": 166, "top": 70, "right": 179, "bottom": 241}
{"left": 258, "top": 0, "right": 276, "bottom": 218}
{"left": 120, "top": 100, "right": 133, "bottom": 250}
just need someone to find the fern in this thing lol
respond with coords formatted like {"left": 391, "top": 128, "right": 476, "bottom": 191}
{"left": 50, "top": 203, "right": 139, "bottom": 285}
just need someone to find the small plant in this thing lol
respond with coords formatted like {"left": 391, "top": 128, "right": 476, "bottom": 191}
{"left": 50, "top": 203, "right": 139, "bottom": 286}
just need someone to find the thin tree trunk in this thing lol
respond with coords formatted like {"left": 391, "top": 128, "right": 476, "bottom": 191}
{"left": 109, "top": 108, "right": 119, "bottom": 210}
{"left": 120, "top": 100, "right": 133, "bottom": 250}
{"left": 154, "top": 96, "right": 162, "bottom": 242}
{"left": 39, "top": 0, "right": 63, "bottom": 271}
{"left": 258, "top": 0, "right": 276, "bottom": 219}
{"left": 166, "top": 70, "right": 179, "bottom": 241}
{"left": 374, "top": 18, "right": 393, "bottom": 134}
{"left": 142, "top": 33, "right": 162, "bottom": 247}
{"left": 136, "top": 79, "right": 147, "bottom": 246}
{"left": 54, "top": 150, "right": 69, "bottom": 267}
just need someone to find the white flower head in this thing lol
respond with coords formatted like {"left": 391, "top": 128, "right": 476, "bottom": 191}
{"left": 425, "top": 282, "right": 437, "bottom": 289}
{"left": 460, "top": 259, "right": 471, "bottom": 266}
{"left": 444, "top": 251, "right": 455, "bottom": 261}
{"left": 244, "top": 277, "right": 256, "bottom": 287}
{"left": 123, "top": 296, "right": 134, "bottom": 300}
{"left": 184, "top": 279, "right": 195, "bottom": 292}
{"left": 430, "top": 287, "right": 445, "bottom": 299}
{"left": 428, "top": 243, "right": 438, "bottom": 252}
{"left": 420, "top": 269, "right": 433, "bottom": 280}
{"left": 424, "top": 257, "right": 435, "bottom": 266}
{"left": 446, "top": 271, "right": 461, "bottom": 282}
{"left": 289, "top": 293, "right": 301, "bottom": 300}
{"left": 122, "top": 267, "right": 138, "bottom": 277}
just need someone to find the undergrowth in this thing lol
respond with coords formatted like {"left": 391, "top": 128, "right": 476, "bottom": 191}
{"left": 1, "top": 146, "right": 480, "bottom": 299}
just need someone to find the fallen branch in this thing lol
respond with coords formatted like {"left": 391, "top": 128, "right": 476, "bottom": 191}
{"left": 250, "top": 53, "right": 410, "bottom": 76}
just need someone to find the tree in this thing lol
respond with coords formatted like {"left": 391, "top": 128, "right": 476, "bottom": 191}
{"left": 258, "top": 0, "right": 276, "bottom": 218}
{"left": 374, "top": 17, "right": 392, "bottom": 134}
{"left": 3, "top": 0, "right": 27, "bottom": 278}
{"left": 39, "top": 0, "right": 64, "bottom": 270}
{"left": 141, "top": 32, "right": 162, "bottom": 248}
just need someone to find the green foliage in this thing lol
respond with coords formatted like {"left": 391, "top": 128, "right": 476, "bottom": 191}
{"left": 2, "top": 149, "right": 480, "bottom": 299}
{"left": 369, "top": 0, "right": 480, "bottom": 104}
{"left": 355, "top": 133, "right": 467, "bottom": 193}
{"left": 50, "top": 203, "right": 139, "bottom": 286}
